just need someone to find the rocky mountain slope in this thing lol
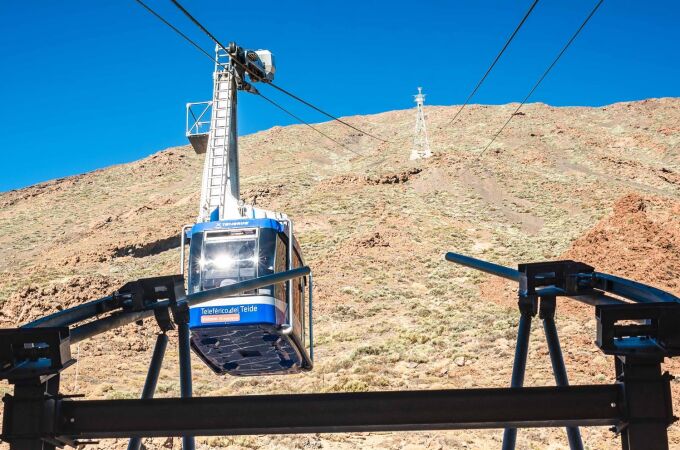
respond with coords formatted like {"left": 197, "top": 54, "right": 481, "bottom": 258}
{"left": 0, "top": 98, "right": 679, "bottom": 449}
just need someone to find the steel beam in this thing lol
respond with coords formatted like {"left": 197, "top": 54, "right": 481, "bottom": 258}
{"left": 5, "top": 378, "right": 62, "bottom": 450}
{"left": 618, "top": 358, "right": 672, "bottom": 450}
{"left": 48, "top": 385, "right": 622, "bottom": 440}
{"left": 502, "top": 312, "right": 533, "bottom": 450}
{"left": 592, "top": 272, "right": 679, "bottom": 304}
{"left": 177, "top": 317, "right": 195, "bottom": 450}
{"left": 127, "top": 333, "right": 168, "bottom": 450}
{"left": 542, "top": 298, "right": 584, "bottom": 450}
{"left": 22, "top": 296, "right": 115, "bottom": 329}
{"left": 445, "top": 252, "right": 520, "bottom": 281}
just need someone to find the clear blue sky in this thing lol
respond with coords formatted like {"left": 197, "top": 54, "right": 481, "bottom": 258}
{"left": 0, "top": 0, "right": 678, "bottom": 191}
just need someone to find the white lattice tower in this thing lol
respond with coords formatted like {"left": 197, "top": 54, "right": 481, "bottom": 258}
{"left": 410, "top": 87, "right": 432, "bottom": 160}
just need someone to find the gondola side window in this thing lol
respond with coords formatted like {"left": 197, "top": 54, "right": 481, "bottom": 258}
{"left": 274, "top": 235, "right": 287, "bottom": 302}
{"left": 292, "top": 248, "right": 303, "bottom": 332}
{"left": 257, "top": 228, "right": 277, "bottom": 296}
{"left": 187, "top": 232, "right": 204, "bottom": 294}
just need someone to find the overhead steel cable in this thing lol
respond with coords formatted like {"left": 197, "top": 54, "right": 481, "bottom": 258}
{"left": 447, "top": 0, "right": 541, "bottom": 126}
{"left": 133, "top": 0, "right": 362, "bottom": 158}
{"left": 168, "top": 0, "right": 231, "bottom": 57}
{"left": 264, "top": 83, "right": 390, "bottom": 143}
{"left": 256, "top": 92, "right": 365, "bottom": 157}
{"left": 133, "top": 0, "right": 218, "bottom": 64}
{"left": 168, "top": 0, "right": 390, "bottom": 144}
{"left": 472, "top": 0, "right": 605, "bottom": 165}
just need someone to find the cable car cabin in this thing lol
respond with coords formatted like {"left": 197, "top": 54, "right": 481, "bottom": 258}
{"left": 185, "top": 218, "right": 313, "bottom": 376}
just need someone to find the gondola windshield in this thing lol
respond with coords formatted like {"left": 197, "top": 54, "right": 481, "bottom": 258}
{"left": 188, "top": 228, "right": 278, "bottom": 296}
{"left": 201, "top": 235, "right": 257, "bottom": 289}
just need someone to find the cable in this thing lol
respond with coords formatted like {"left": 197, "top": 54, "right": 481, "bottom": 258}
{"left": 256, "top": 92, "right": 365, "bottom": 157}
{"left": 169, "top": 0, "right": 230, "bottom": 56}
{"left": 133, "top": 0, "right": 362, "bottom": 157}
{"left": 266, "top": 83, "right": 390, "bottom": 143}
{"left": 133, "top": 0, "right": 219, "bottom": 65}
{"left": 169, "top": 0, "right": 390, "bottom": 143}
{"left": 472, "top": 0, "right": 605, "bottom": 165}
{"left": 447, "top": 0, "right": 541, "bottom": 126}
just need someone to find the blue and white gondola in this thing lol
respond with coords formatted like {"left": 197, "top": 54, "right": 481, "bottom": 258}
{"left": 184, "top": 218, "right": 312, "bottom": 376}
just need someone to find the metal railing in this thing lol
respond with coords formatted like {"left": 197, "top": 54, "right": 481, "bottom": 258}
{"left": 185, "top": 101, "right": 212, "bottom": 136}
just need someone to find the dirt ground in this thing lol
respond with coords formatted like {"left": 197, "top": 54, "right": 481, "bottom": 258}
{"left": 0, "top": 98, "right": 679, "bottom": 449}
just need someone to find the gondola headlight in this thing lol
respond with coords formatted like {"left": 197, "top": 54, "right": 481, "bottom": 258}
{"left": 213, "top": 254, "right": 234, "bottom": 269}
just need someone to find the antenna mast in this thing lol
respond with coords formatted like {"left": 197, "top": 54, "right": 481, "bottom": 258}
{"left": 410, "top": 87, "right": 432, "bottom": 160}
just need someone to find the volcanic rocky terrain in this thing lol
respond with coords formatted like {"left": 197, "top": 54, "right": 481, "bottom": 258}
{"left": 0, "top": 98, "right": 679, "bottom": 449}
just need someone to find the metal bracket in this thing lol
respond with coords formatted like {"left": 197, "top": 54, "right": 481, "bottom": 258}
{"left": 0, "top": 327, "right": 74, "bottom": 384}
{"left": 518, "top": 260, "right": 595, "bottom": 297}
{"left": 596, "top": 303, "right": 680, "bottom": 357}
{"left": 171, "top": 301, "right": 190, "bottom": 327}
{"left": 114, "top": 275, "right": 185, "bottom": 312}
{"left": 114, "top": 275, "right": 185, "bottom": 332}
{"left": 517, "top": 293, "right": 538, "bottom": 318}
{"left": 538, "top": 295, "right": 557, "bottom": 320}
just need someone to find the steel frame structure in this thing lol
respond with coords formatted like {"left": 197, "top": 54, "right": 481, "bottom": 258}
{"left": 1, "top": 256, "right": 678, "bottom": 450}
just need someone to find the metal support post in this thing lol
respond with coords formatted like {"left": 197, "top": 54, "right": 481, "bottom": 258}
{"left": 127, "top": 333, "right": 169, "bottom": 450}
{"left": 502, "top": 295, "right": 536, "bottom": 450}
{"left": 7, "top": 378, "right": 61, "bottom": 450}
{"left": 617, "top": 357, "right": 674, "bottom": 450}
{"left": 308, "top": 273, "right": 314, "bottom": 362}
{"left": 540, "top": 296, "right": 583, "bottom": 450}
{"left": 175, "top": 304, "right": 195, "bottom": 450}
